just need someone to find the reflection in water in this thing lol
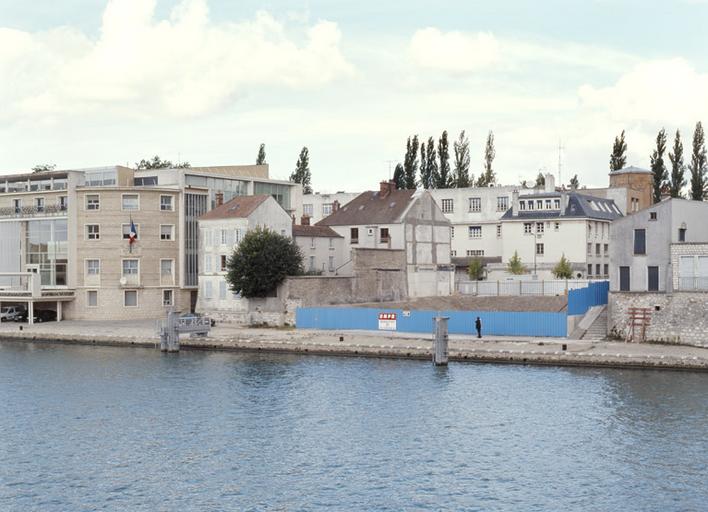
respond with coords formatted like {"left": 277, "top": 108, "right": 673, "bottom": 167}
{"left": 0, "top": 341, "right": 707, "bottom": 511}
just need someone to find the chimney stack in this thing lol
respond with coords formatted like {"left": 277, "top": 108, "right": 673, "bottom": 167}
{"left": 379, "top": 179, "right": 396, "bottom": 197}
{"left": 332, "top": 200, "right": 340, "bottom": 212}
{"left": 511, "top": 189, "right": 520, "bottom": 217}
{"left": 215, "top": 191, "right": 224, "bottom": 206}
{"left": 301, "top": 215, "right": 311, "bottom": 226}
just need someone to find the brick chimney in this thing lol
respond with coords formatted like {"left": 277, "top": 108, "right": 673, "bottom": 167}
{"left": 332, "top": 200, "right": 340, "bottom": 212}
{"left": 215, "top": 191, "right": 224, "bottom": 206}
{"left": 301, "top": 215, "right": 311, "bottom": 226}
{"left": 379, "top": 179, "right": 396, "bottom": 197}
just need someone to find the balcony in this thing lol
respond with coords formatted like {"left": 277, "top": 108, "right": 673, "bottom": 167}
{"left": 0, "top": 203, "right": 67, "bottom": 219}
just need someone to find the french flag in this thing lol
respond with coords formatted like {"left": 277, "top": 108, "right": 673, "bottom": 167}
{"left": 129, "top": 220, "right": 138, "bottom": 244}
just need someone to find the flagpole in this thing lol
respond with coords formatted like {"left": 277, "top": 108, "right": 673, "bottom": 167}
{"left": 129, "top": 214, "right": 133, "bottom": 254}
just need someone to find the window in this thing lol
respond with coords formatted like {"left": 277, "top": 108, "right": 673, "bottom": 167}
{"left": 604, "top": 243, "right": 609, "bottom": 255}
{"left": 35, "top": 198, "right": 44, "bottom": 212}
{"left": 160, "top": 225, "right": 174, "bottom": 241}
{"left": 587, "top": 264, "right": 593, "bottom": 276}
{"left": 527, "top": 200, "right": 534, "bottom": 210}
{"left": 122, "top": 194, "right": 139, "bottom": 211}
{"left": 634, "top": 229, "right": 646, "bottom": 255}
{"left": 524, "top": 223, "right": 533, "bottom": 234}
{"left": 648, "top": 266, "right": 659, "bottom": 291}
{"left": 679, "top": 228, "right": 686, "bottom": 242}
{"left": 496, "top": 196, "right": 508, "bottom": 211}
{"left": 441, "top": 199, "right": 454, "bottom": 213}
{"left": 160, "top": 195, "right": 173, "bottom": 211}
{"left": 309, "top": 256, "right": 316, "bottom": 271}
{"left": 468, "top": 226, "right": 482, "bottom": 238}
{"left": 204, "top": 281, "right": 212, "bottom": 299}
{"left": 220, "top": 255, "right": 227, "bottom": 272}
{"left": 554, "top": 222, "right": 560, "bottom": 231}
{"left": 122, "top": 224, "right": 139, "bottom": 240}
{"left": 322, "top": 203, "right": 333, "bottom": 216}
{"left": 59, "top": 196, "right": 68, "bottom": 211}
{"left": 135, "top": 176, "right": 158, "bottom": 186}
{"left": 451, "top": 250, "right": 457, "bottom": 257}
{"left": 466, "top": 250, "right": 485, "bottom": 256}
{"left": 233, "top": 229, "right": 242, "bottom": 245}
{"left": 468, "top": 197, "right": 481, "bottom": 212}
{"left": 545, "top": 199, "right": 551, "bottom": 209}
{"left": 554, "top": 199, "right": 560, "bottom": 209}
{"left": 329, "top": 238, "right": 334, "bottom": 249}
{"left": 536, "top": 243, "right": 544, "bottom": 255}
{"left": 124, "top": 290, "right": 138, "bottom": 307}
{"left": 122, "top": 259, "right": 139, "bottom": 276}
{"left": 329, "top": 256, "right": 335, "bottom": 272}
{"left": 219, "top": 281, "right": 227, "bottom": 300}
{"left": 496, "top": 225, "right": 501, "bottom": 238}
{"left": 451, "top": 226, "right": 455, "bottom": 239}
{"left": 536, "top": 222, "right": 544, "bottom": 234}
{"left": 596, "top": 264, "right": 601, "bottom": 276}
{"left": 604, "top": 264, "right": 609, "bottom": 276}
{"left": 161, "top": 259, "right": 173, "bottom": 277}
{"left": 220, "top": 229, "right": 228, "bottom": 245}
{"left": 310, "top": 237, "right": 316, "bottom": 249}
{"left": 86, "top": 259, "right": 100, "bottom": 275}
{"left": 596, "top": 243, "right": 601, "bottom": 256}
{"left": 86, "top": 194, "right": 100, "bottom": 210}
{"left": 86, "top": 224, "right": 100, "bottom": 240}
{"left": 12, "top": 199, "right": 21, "bottom": 213}
{"left": 587, "top": 243, "right": 592, "bottom": 255}
{"left": 87, "top": 290, "right": 98, "bottom": 307}
{"left": 303, "top": 204, "right": 313, "bottom": 216}
{"left": 678, "top": 255, "right": 708, "bottom": 290}
{"left": 351, "top": 228, "right": 359, "bottom": 244}
{"left": 649, "top": 211, "right": 657, "bottom": 221}
{"left": 619, "top": 266, "right": 630, "bottom": 291}
{"left": 519, "top": 201, "right": 526, "bottom": 211}
{"left": 205, "top": 255, "right": 212, "bottom": 273}
{"left": 536, "top": 200, "right": 543, "bottom": 210}
{"left": 162, "top": 290, "right": 173, "bottom": 307}
{"left": 380, "top": 228, "right": 390, "bottom": 242}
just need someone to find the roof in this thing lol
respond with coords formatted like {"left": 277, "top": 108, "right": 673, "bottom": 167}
{"left": 611, "top": 165, "right": 652, "bottom": 175}
{"left": 316, "top": 189, "right": 416, "bottom": 226}
{"left": 501, "top": 192, "right": 622, "bottom": 221}
{"left": 198, "top": 194, "right": 271, "bottom": 221}
{"left": 292, "top": 225, "right": 343, "bottom": 238}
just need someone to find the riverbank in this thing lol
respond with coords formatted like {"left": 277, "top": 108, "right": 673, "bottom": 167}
{"left": 1, "top": 319, "right": 707, "bottom": 371}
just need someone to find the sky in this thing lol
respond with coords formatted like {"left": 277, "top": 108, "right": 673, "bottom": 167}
{"left": 1, "top": 0, "right": 708, "bottom": 192}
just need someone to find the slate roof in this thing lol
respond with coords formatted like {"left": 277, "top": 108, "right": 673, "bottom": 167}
{"left": 611, "top": 165, "right": 652, "bottom": 175}
{"left": 316, "top": 189, "right": 417, "bottom": 226}
{"left": 199, "top": 194, "right": 271, "bottom": 220}
{"left": 500, "top": 192, "right": 622, "bottom": 221}
{"left": 292, "top": 225, "right": 343, "bottom": 238}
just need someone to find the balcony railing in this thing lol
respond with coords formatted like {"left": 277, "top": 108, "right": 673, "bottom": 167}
{"left": 0, "top": 203, "right": 67, "bottom": 218}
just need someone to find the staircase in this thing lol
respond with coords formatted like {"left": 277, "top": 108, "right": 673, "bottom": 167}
{"left": 580, "top": 307, "right": 608, "bottom": 340}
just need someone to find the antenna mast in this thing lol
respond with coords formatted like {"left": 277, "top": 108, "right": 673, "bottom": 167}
{"left": 558, "top": 139, "right": 565, "bottom": 187}
{"left": 384, "top": 160, "right": 396, "bottom": 180}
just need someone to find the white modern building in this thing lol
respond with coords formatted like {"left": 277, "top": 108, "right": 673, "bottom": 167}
{"left": 301, "top": 191, "right": 360, "bottom": 225}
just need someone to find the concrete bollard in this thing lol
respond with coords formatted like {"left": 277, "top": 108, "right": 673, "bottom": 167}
{"left": 433, "top": 316, "right": 449, "bottom": 366}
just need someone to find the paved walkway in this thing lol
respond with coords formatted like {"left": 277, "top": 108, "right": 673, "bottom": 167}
{"left": 1, "top": 319, "right": 707, "bottom": 371}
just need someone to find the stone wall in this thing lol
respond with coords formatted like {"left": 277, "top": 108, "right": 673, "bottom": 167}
{"left": 608, "top": 291, "right": 708, "bottom": 347}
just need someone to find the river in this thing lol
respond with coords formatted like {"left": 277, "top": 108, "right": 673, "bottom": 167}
{"left": 1, "top": 341, "right": 707, "bottom": 511}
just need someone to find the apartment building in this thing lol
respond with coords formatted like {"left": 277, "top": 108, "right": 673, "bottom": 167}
{"left": 293, "top": 217, "right": 346, "bottom": 275}
{"left": 302, "top": 192, "right": 360, "bottom": 225}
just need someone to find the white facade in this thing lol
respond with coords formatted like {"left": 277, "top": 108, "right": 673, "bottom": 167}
{"left": 301, "top": 192, "right": 360, "bottom": 225}
{"left": 293, "top": 227, "right": 347, "bottom": 276}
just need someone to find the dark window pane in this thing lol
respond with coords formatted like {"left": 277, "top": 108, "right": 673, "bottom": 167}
{"left": 634, "top": 229, "right": 646, "bottom": 255}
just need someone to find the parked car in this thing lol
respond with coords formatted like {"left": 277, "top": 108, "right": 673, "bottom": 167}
{"left": 0, "top": 306, "right": 26, "bottom": 322}
{"left": 17, "top": 309, "right": 57, "bottom": 323}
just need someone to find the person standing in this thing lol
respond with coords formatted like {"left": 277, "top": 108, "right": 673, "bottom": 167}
{"left": 475, "top": 317, "right": 482, "bottom": 338}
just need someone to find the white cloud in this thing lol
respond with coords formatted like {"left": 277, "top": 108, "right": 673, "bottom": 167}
{"left": 0, "top": 0, "right": 353, "bottom": 120}
{"left": 409, "top": 28, "right": 500, "bottom": 72}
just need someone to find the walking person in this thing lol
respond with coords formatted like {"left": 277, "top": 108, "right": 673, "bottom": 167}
{"left": 475, "top": 316, "right": 482, "bottom": 338}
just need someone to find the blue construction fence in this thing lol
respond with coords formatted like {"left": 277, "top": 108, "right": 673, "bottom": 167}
{"left": 296, "top": 308, "right": 567, "bottom": 337}
{"left": 567, "top": 281, "right": 609, "bottom": 316}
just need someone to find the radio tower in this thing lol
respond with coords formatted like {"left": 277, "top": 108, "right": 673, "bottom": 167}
{"left": 557, "top": 139, "right": 565, "bottom": 188}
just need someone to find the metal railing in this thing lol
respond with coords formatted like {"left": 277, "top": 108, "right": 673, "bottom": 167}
{"left": 0, "top": 203, "right": 67, "bottom": 218}
{"left": 458, "top": 279, "right": 603, "bottom": 297}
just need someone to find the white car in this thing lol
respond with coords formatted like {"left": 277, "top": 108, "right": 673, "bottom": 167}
{"left": 0, "top": 306, "right": 26, "bottom": 322}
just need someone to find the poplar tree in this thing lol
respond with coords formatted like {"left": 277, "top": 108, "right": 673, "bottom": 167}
{"left": 436, "top": 130, "right": 452, "bottom": 188}
{"left": 290, "top": 147, "right": 312, "bottom": 194}
{"left": 669, "top": 130, "right": 686, "bottom": 198}
{"left": 535, "top": 172, "right": 545, "bottom": 188}
{"left": 453, "top": 130, "right": 471, "bottom": 188}
{"left": 403, "top": 135, "right": 419, "bottom": 189}
{"left": 569, "top": 174, "right": 580, "bottom": 189}
{"left": 420, "top": 137, "right": 438, "bottom": 189}
{"left": 392, "top": 163, "right": 406, "bottom": 190}
{"left": 650, "top": 129, "right": 668, "bottom": 203}
{"left": 419, "top": 142, "right": 430, "bottom": 189}
{"left": 689, "top": 121, "right": 707, "bottom": 200}
{"left": 476, "top": 131, "right": 496, "bottom": 187}
{"left": 609, "top": 130, "right": 627, "bottom": 171}
{"left": 256, "top": 143, "right": 266, "bottom": 165}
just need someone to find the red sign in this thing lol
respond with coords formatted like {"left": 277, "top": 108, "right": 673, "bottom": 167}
{"left": 378, "top": 312, "right": 397, "bottom": 330}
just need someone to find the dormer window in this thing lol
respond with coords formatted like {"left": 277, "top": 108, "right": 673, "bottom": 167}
{"left": 554, "top": 199, "right": 560, "bottom": 209}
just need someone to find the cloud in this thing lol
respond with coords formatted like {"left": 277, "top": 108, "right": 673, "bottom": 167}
{"left": 409, "top": 28, "right": 500, "bottom": 72}
{"left": 0, "top": 0, "right": 353, "bottom": 120}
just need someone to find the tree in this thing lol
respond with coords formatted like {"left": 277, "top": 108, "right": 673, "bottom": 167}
{"left": 689, "top": 121, "right": 707, "bottom": 200}
{"left": 552, "top": 254, "right": 573, "bottom": 279}
{"left": 256, "top": 143, "right": 266, "bottom": 165}
{"left": 609, "top": 130, "right": 627, "bottom": 171}
{"left": 476, "top": 130, "right": 496, "bottom": 187}
{"left": 135, "top": 155, "right": 190, "bottom": 169}
{"left": 507, "top": 251, "right": 527, "bottom": 275}
{"left": 569, "top": 174, "right": 579, "bottom": 189}
{"left": 31, "top": 164, "right": 56, "bottom": 173}
{"left": 392, "top": 163, "right": 406, "bottom": 190}
{"left": 403, "top": 135, "right": 419, "bottom": 189}
{"left": 669, "top": 130, "right": 686, "bottom": 198}
{"left": 290, "top": 146, "right": 312, "bottom": 194}
{"left": 650, "top": 128, "right": 668, "bottom": 203}
{"left": 453, "top": 130, "right": 471, "bottom": 188}
{"left": 436, "top": 130, "right": 452, "bottom": 188}
{"left": 467, "top": 257, "right": 484, "bottom": 280}
{"left": 419, "top": 137, "right": 437, "bottom": 189}
{"left": 225, "top": 227, "right": 303, "bottom": 298}
{"left": 535, "top": 172, "right": 545, "bottom": 188}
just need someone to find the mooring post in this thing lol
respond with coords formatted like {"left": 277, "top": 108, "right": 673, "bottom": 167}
{"left": 433, "top": 316, "right": 449, "bottom": 366}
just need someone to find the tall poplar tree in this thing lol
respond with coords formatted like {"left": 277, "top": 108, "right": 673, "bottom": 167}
{"left": 669, "top": 130, "right": 686, "bottom": 198}
{"left": 256, "top": 143, "right": 266, "bottom": 165}
{"left": 403, "top": 135, "right": 419, "bottom": 189}
{"left": 392, "top": 163, "right": 406, "bottom": 190}
{"left": 689, "top": 121, "right": 707, "bottom": 200}
{"left": 436, "top": 130, "right": 452, "bottom": 188}
{"left": 290, "top": 147, "right": 312, "bottom": 194}
{"left": 535, "top": 172, "right": 545, "bottom": 188}
{"left": 650, "top": 128, "right": 668, "bottom": 203}
{"left": 453, "top": 130, "right": 471, "bottom": 188}
{"left": 419, "top": 142, "right": 430, "bottom": 189}
{"left": 569, "top": 174, "right": 580, "bottom": 189}
{"left": 609, "top": 130, "right": 628, "bottom": 171}
{"left": 426, "top": 137, "right": 439, "bottom": 188}
{"left": 476, "top": 130, "right": 496, "bottom": 187}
